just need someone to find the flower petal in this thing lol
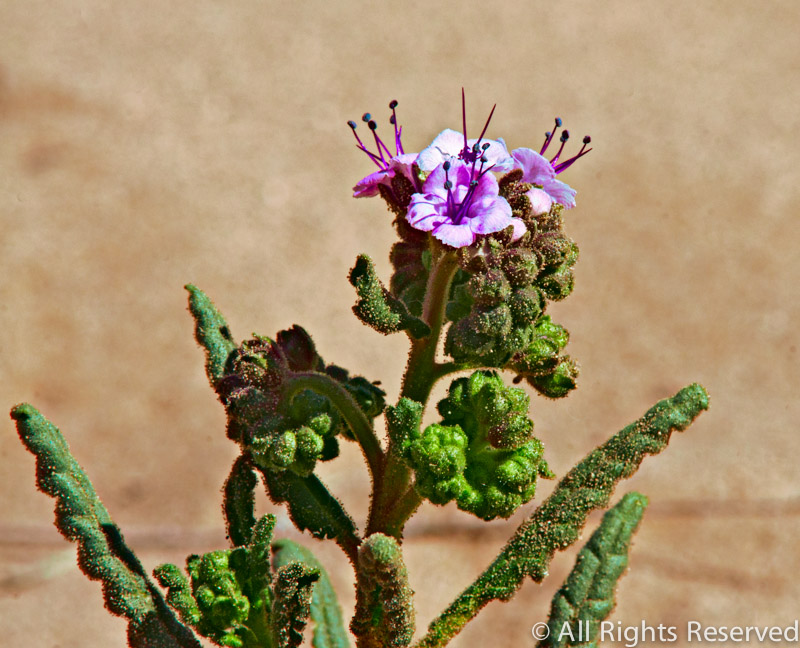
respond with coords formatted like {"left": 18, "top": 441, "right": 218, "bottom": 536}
{"left": 511, "top": 148, "right": 556, "bottom": 185}
{"left": 432, "top": 222, "right": 476, "bottom": 248}
{"left": 407, "top": 194, "right": 444, "bottom": 231}
{"left": 417, "top": 129, "right": 466, "bottom": 171}
{"left": 469, "top": 197, "right": 514, "bottom": 235}
{"left": 352, "top": 170, "right": 388, "bottom": 197}
{"left": 479, "top": 137, "right": 514, "bottom": 172}
{"left": 543, "top": 178, "right": 577, "bottom": 209}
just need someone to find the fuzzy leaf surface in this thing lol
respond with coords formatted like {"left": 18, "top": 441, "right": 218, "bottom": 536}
{"left": 539, "top": 491, "right": 648, "bottom": 647}
{"left": 11, "top": 404, "right": 201, "bottom": 648}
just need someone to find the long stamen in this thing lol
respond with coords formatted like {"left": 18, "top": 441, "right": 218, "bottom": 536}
{"left": 388, "top": 99, "right": 404, "bottom": 155}
{"left": 367, "top": 117, "right": 394, "bottom": 165}
{"left": 348, "top": 120, "right": 384, "bottom": 168}
{"left": 540, "top": 117, "right": 562, "bottom": 155}
{"left": 451, "top": 155, "right": 495, "bottom": 225}
{"left": 549, "top": 130, "right": 570, "bottom": 165}
{"left": 474, "top": 104, "right": 496, "bottom": 149}
{"left": 553, "top": 135, "right": 592, "bottom": 173}
{"left": 461, "top": 88, "right": 469, "bottom": 154}
{"left": 443, "top": 161, "right": 458, "bottom": 220}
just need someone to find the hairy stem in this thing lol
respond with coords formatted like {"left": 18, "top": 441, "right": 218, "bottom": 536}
{"left": 401, "top": 246, "right": 459, "bottom": 404}
{"left": 368, "top": 245, "right": 459, "bottom": 537}
{"left": 284, "top": 371, "right": 385, "bottom": 486}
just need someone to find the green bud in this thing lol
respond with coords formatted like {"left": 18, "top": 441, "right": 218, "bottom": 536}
{"left": 467, "top": 268, "right": 511, "bottom": 306}
{"left": 501, "top": 248, "right": 541, "bottom": 286}
{"left": 529, "top": 357, "right": 580, "bottom": 399}
{"left": 270, "top": 431, "right": 297, "bottom": 468}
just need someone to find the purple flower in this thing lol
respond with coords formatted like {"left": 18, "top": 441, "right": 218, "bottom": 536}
{"left": 416, "top": 128, "right": 514, "bottom": 174}
{"left": 349, "top": 101, "right": 419, "bottom": 198}
{"left": 406, "top": 159, "right": 525, "bottom": 248}
{"left": 511, "top": 118, "right": 591, "bottom": 210}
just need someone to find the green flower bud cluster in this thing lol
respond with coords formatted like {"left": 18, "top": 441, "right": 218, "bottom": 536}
{"left": 217, "top": 325, "right": 384, "bottom": 476}
{"left": 440, "top": 172, "right": 579, "bottom": 398}
{"left": 403, "top": 371, "right": 554, "bottom": 520}
{"left": 155, "top": 515, "right": 319, "bottom": 648}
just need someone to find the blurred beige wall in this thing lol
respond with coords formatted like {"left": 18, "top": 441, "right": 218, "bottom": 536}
{"left": 1, "top": 1, "right": 799, "bottom": 645}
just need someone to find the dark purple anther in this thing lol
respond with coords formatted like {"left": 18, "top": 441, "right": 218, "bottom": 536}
{"left": 348, "top": 103, "right": 408, "bottom": 170}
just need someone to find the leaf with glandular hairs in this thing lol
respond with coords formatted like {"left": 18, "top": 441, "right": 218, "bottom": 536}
{"left": 11, "top": 404, "right": 201, "bottom": 648}
{"left": 415, "top": 383, "right": 709, "bottom": 648}
{"left": 539, "top": 491, "right": 648, "bottom": 647}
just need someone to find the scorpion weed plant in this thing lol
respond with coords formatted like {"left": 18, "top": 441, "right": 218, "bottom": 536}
{"left": 11, "top": 92, "right": 709, "bottom": 648}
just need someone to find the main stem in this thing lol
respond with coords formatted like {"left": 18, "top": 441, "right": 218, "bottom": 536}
{"left": 368, "top": 243, "right": 459, "bottom": 536}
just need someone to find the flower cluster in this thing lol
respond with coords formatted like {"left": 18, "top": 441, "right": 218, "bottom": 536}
{"left": 348, "top": 93, "right": 590, "bottom": 249}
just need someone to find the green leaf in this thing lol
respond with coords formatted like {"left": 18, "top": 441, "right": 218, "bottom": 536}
{"left": 186, "top": 284, "right": 238, "bottom": 385}
{"left": 351, "top": 534, "right": 415, "bottom": 648}
{"left": 224, "top": 456, "right": 259, "bottom": 547}
{"left": 540, "top": 492, "right": 648, "bottom": 647}
{"left": 11, "top": 404, "right": 201, "bottom": 648}
{"left": 272, "top": 539, "right": 351, "bottom": 648}
{"left": 415, "top": 383, "right": 709, "bottom": 648}
{"left": 271, "top": 562, "right": 320, "bottom": 648}
{"left": 350, "top": 254, "right": 431, "bottom": 339}
{"left": 259, "top": 468, "right": 360, "bottom": 563}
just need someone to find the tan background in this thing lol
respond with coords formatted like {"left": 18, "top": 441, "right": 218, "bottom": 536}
{"left": 1, "top": 1, "right": 799, "bottom": 646}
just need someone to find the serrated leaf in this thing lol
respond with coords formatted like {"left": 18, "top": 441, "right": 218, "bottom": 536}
{"left": 350, "top": 254, "right": 431, "bottom": 339}
{"left": 539, "top": 492, "right": 648, "bottom": 647}
{"left": 11, "top": 404, "right": 201, "bottom": 648}
{"left": 271, "top": 562, "right": 320, "bottom": 648}
{"left": 186, "top": 284, "right": 238, "bottom": 385}
{"left": 259, "top": 468, "right": 360, "bottom": 563}
{"left": 224, "top": 456, "right": 258, "bottom": 547}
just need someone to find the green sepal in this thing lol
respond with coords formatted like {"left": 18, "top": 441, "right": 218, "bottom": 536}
{"left": 272, "top": 539, "right": 351, "bottom": 648}
{"left": 349, "top": 254, "right": 431, "bottom": 339}
{"left": 186, "top": 284, "right": 237, "bottom": 386}
{"left": 416, "top": 383, "right": 709, "bottom": 648}
{"left": 259, "top": 467, "right": 360, "bottom": 562}
{"left": 271, "top": 561, "right": 320, "bottom": 648}
{"left": 10, "top": 404, "right": 201, "bottom": 648}
{"left": 223, "top": 456, "right": 258, "bottom": 547}
{"left": 540, "top": 492, "right": 648, "bottom": 647}
{"left": 351, "top": 534, "right": 415, "bottom": 648}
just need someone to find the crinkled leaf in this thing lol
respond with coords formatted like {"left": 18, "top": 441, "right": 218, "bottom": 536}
{"left": 539, "top": 492, "right": 648, "bottom": 647}
{"left": 11, "top": 404, "right": 201, "bottom": 648}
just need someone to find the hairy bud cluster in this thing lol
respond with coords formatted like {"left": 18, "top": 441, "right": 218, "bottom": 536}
{"left": 216, "top": 326, "right": 384, "bottom": 476}
{"left": 403, "top": 371, "right": 553, "bottom": 520}
{"left": 155, "top": 515, "right": 319, "bottom": 648}
{"left": 440, "top": 173, "right": 579, "bottom": 397}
